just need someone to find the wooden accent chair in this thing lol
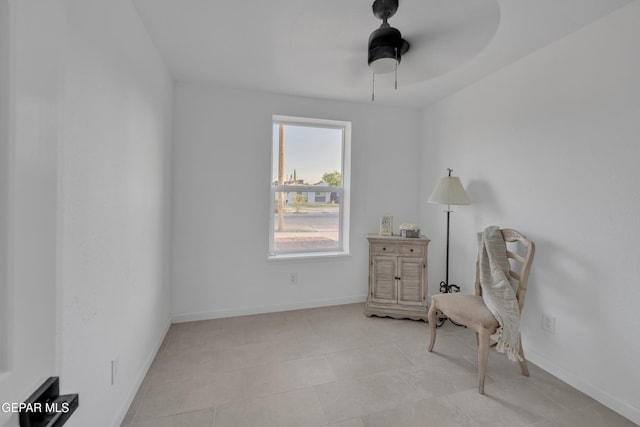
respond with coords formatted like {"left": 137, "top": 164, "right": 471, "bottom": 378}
{"left": 427, "top": 228, "right": 535, "bottom": 394}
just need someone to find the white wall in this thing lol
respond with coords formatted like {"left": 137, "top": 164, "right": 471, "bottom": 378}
{"left": 0, "top": 2, "right": 64, "bottom": 425}
{"left": 59, "top": 1, "right": 173, "bottom": 426}
{"left": 172, "top": 83, "right": 421, "bottom": 321}
{"left": 0, "top": 0, "right": 10, "bottom": 376}
{"left": 0, "top": 1, "right": 173, "bottom": 426}
{"left": 419, "top": 2, "right": 640, "bottom": 424}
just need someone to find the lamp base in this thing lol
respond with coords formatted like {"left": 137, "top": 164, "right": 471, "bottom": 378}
{"left": 435, "top": 280, "right": 466, "bottom": 328}
{"left": 439, "top": 281, "right": 460, "bottom": 294}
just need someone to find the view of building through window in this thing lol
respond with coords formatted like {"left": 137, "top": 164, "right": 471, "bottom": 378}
{"left": 270, "top": 116, "right": 350, "bottom": 256}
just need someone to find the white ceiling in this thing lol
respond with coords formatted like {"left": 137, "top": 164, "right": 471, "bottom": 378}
{"left": 133, "top": 0, "right": 634, "bottom": 108}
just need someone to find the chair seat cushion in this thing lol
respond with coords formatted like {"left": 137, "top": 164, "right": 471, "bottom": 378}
{"left": 431, "top": 293, "right": 499, "bottom": 330}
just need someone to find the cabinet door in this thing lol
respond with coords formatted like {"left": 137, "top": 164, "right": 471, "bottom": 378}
{"left": 370, "top": 255, "right": 397, "bottom": 303}
{"left": 397, "top": 257, "right": 425, "bottom": 306}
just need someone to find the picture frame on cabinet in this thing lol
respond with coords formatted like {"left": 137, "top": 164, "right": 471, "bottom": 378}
{"left": 379, "top": 215, "right": 393, "bottom": 236}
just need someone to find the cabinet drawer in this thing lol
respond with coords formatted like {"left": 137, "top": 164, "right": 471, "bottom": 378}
{"left": 399, "top": 244, "right": 425, "bottom": 256}
{"left": 371, "top": 243, "right": 398, "bottom": 254}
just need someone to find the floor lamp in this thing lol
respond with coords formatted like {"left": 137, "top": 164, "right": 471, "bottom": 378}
{"left": 428, "top": 168, "right": 471, "bottom": 294}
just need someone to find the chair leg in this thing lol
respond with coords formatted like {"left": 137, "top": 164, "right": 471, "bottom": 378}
{"left": 427, "top": 303, "right": 438, "bottom": 352}
{"left": 518, "top": 335, "right": 529, "bottom": 377}
{"left": 478, "top": 329, "right": 490, "bottom": 394}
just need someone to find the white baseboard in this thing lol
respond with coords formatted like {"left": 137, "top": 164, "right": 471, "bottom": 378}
{"left": 524, "top": 346, "right": 640, "bottom": 425}
{"left": 172, "top": 295, "right": 367, "bottom": 323}
{"left": 111, "top": 317, "right": 172, "bottom": 427}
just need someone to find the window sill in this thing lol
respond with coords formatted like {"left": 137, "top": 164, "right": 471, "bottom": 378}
{"left": 267, "top": 251, "right": 351, "bottom": 262}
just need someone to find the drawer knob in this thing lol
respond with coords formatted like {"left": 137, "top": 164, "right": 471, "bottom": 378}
{"left": 383, "top": 247, "right": 386, "bottom": 251}
{"left": 410, "top": 248, "right": 414, "bottom": 252}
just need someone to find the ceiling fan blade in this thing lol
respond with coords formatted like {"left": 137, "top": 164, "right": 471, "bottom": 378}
{"left": 343, "top": 50, "right": 370, "bottom": 86}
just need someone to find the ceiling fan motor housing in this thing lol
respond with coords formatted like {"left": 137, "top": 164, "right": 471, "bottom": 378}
{"left": 368, "top": 0, "right": 409, "bottom": 73}
{"left": 368, "top": 25, "right": 405, "bottom": 68}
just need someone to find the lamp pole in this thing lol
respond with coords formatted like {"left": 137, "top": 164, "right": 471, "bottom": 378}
{"left": 440, "top": 169, "right": 461, "bottom": 294}
{"left": 428, "top": 167, "right": 470, "bottom": 327}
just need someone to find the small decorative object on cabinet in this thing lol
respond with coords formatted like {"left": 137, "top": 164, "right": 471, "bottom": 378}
{"left": 365, "top": 234, "right": 430, "bottom": 321}
{"left": 399, "top": 223, "right": 420, "bottom": 238}
{"left": 379, "top": 215, "right": 393, "bottom": 236}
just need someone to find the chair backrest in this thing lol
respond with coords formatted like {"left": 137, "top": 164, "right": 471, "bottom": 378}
{"left": 475, "top": 228, "right": 535, "bottom": 313}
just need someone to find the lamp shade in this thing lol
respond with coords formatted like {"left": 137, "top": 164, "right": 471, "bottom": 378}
{"left": 428, "top": 175, "right": 471, "bottom": 206}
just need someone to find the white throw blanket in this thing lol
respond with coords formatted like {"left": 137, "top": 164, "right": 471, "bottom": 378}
{"left": 478, "top": 226, "right": 522, "bottom": 362}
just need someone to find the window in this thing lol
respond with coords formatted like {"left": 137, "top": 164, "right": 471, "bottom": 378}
{"left": 269, "top": 115, "right": 351, "bottom": 258}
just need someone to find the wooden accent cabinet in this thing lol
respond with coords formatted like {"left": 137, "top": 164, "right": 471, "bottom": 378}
{"left": 365, "top": 234, "right": 430, "bottom": 321}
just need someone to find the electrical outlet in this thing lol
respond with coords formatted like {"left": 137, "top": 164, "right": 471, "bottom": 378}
{"left": 289, "top": 273, "right": 297, "bottom": 286}
{"left": 541, "top": 314, "right": 556, "bottom": 334}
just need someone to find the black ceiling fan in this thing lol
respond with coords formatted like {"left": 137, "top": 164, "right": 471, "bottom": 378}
{"left": 367, "top": 0, "right": 410, "bottom": 100}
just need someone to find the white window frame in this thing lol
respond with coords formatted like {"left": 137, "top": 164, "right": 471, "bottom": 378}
{"left": 268, "top": 115, "right": 351, "bottom": 260}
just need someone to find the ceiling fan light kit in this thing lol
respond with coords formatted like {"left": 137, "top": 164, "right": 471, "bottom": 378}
{"left": 368, "top": 0, "right": 410, "bottom": 101}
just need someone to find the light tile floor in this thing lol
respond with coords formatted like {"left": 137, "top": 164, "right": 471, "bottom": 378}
{"left": 121, "top": 303, "right": 637, "bottom": 427}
